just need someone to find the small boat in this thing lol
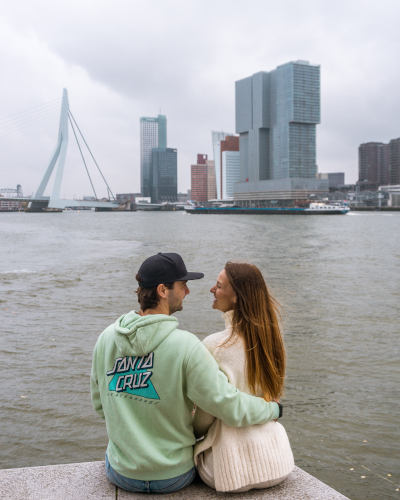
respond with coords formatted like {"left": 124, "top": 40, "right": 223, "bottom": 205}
{"left": 304, "top": 202, "right": 350, "bottom": 214}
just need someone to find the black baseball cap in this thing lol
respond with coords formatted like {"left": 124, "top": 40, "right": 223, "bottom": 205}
{"left": 137, "top": 253, "right": 204, "bottom": 288}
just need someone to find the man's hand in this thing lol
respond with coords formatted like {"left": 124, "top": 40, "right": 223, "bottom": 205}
{"left": 273, "top": 399, "right": 280, "bottom": 421}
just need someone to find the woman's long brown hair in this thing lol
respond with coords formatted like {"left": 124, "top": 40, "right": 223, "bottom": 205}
{"left": 224, "top": 261, "right": 286, "bottom": 401}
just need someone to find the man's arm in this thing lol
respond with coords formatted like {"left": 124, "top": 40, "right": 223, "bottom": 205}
{"left": 186, "top": 342, "right": 279, "bottom": 427}
{"left": 90, "top": 343, "right": 105, "bottom": 419}
{"left": 193, "top": 406, "right": 216, "bottom": 438}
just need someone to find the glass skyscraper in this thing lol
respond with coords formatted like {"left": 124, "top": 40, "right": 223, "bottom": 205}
{"left": 151, "top": 148, "right": 177, "bottom": 202}
{"left": 235, "top": 60, "right": 320, "bottom": 182}
{"left": 140, "top": 115, "right": 167, "bottom": 198}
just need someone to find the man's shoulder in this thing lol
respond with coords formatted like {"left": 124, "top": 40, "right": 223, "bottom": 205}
{"left": 167, "top": 328, "right": 201, "bottom": 350}
{"left": 94, "top": 323, "right": 115, "bottom": 347}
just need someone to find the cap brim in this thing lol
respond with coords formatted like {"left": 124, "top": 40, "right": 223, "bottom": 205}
{"left": 178, "top": 272, "right": 204, "bottom": 281}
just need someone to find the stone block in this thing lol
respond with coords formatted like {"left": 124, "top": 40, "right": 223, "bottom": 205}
{"left": 0, "top": 462, "right": 350, "bottom": 500}
{"left": 117, "top": 466, "right": 350, "bottom": 499}
{"left": 0, "top": 461, "right": 115, "bottom": 500}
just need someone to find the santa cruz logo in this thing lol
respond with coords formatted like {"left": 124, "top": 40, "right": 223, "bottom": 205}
{"left": 107, "top": 352, "right": 160, "bottom": 400}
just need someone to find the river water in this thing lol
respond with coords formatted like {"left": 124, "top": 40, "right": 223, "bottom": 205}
{"left": 0, "top": 211, "right": 399, "bottom": 499}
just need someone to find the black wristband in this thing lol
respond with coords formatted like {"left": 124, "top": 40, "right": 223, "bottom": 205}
{"left": 277, "top": 403, "right": 283, "bottom": 418}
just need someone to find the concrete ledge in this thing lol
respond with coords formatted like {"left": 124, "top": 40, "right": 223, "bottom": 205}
{"left": 0, "top": 461, "right": 350, "bottom": 499}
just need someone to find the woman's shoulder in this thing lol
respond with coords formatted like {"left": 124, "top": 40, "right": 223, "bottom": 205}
{"left": 202, "top": 329, "right": 230, "bottom": 350}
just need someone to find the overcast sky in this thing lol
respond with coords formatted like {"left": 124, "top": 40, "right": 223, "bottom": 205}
{"left": 0, "top": 0, "right": 399, "bottom": 198}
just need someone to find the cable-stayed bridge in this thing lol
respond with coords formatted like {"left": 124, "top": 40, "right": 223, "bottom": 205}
{"left": 0, "top": 89, "right": 120, "bottom": 212}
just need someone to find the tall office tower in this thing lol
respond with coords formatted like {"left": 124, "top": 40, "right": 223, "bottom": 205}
{"left": 212, "top": 131, "right": 234, "bottom": 199}
{"left": 151, "top": 148, "right": 177, "bottom": 202}
{"left": 206, "top": 160, "right": 217, "bottom": 200}
{"left": 212, "top": 133, "right": 239, "bottom": 199}
{"left": 388, "top": 138, "right": 400, "bottom": 185}
{"left": 140, "top": 115, "right": 167, "bottom": 197}
{"left": 235, "top": 60, "right": 320, "bottom": 182}
{"left": 359, "top": 142, "right": 389, "bottom": 185}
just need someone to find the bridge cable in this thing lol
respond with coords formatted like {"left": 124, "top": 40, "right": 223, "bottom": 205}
{"left": 68, "top": 114, "right": 98, "bottom": 201}
{"left": 68, "top": 110, "right": 115, "bottom": 200}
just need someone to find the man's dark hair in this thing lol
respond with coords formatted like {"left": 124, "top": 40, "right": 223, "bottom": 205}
{"left": 135, "top": 273, "right": 175, "bottom": 311}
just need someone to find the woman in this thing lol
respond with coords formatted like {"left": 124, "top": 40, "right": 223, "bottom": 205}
{"left": 193, "top": 261, "right": 294, "bottom": 493}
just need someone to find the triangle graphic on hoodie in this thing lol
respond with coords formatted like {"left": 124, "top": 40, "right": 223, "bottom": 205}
{"left": 107, "top": 353, "right": 160, "bottom": 400}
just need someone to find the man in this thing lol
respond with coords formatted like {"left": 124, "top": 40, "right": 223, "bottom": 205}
{"left": 91, "top": 253, "right": 281, "bottom": 494}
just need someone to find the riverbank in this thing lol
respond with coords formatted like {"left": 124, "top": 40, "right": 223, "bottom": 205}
{"left": 1, "top": 211, "right": 398, "bottom": 500}
{"left": 0, "top": 462, "right": 349, "bottom": 499}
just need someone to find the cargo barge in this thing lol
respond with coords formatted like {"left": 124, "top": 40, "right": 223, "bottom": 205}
{"left": 185, "top": 202, "right": 350, "bottom": 215}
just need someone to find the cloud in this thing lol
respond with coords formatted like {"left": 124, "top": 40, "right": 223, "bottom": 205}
{"left": 1, "top": 0, "right": 400, "bottom": 196}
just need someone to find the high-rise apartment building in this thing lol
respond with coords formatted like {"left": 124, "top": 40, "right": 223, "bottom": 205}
{"left": 236, "top": 60, "right": 320, "bottom": 182}
{"left": 191, "top": 154, "right": 216, "bottom": 202}
{"left": 358, "top": 138, "right": 400, "bottom": 186}
{"left": 140, "top": 115, "right": 167, "bottom": 198}
{"left": 212, "top": 133, "right": 240, "bottom": 199}
{"left": 358, "top": 142, "right": 389, "bottom": 186}
{"left": 206, "top": 160, "right": 217, "bottom": 200}
{"left": 388, "top": 138, "right": 400, "bottom": 185}
{"left": 191, "top": 154, "right": 208, "bottom": 202}
{"left": 233, "top": 60, "right": 327, "bottom": 204}
{"left": 151, "top": 148, "right": 177, "bottom": 202}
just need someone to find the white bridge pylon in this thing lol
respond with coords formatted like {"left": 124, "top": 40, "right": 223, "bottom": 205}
{"left": 30, "top": 88, "right": 118, "bottom": 210}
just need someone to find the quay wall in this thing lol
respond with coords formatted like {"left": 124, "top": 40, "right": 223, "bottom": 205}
{"left": 0, "top": 461, "right": 350, "bottom": 499}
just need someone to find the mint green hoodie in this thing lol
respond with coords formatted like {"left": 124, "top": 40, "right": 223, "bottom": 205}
{"left": 91, "top": 311, "right": 279, "bottom": 481}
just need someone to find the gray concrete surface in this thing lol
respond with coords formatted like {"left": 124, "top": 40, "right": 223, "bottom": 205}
{"left": 0, "top": 461, "right": 350, "bottom": 500}
{"left": 0, "top": 461, "right": 115, "bottom": 500}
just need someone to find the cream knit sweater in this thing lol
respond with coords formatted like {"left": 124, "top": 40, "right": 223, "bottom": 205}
{"left": 193, "top": 311, "right": 294, "bottom": 492}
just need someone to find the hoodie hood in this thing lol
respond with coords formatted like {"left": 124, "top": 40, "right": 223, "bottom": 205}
{"left": 114, "top": 310, "right": 179, "bottom": 356}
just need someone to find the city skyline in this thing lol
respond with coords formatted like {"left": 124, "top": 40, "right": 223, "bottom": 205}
{"left": 1, "top": 1, "right": 400, "bottom": 198}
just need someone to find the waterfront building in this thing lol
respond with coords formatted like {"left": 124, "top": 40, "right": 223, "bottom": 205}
{"left": 388, "top": 138, "right": 400, "bottom": 185}
{"left": 0, "top": 196, "right": 22, "bottom": 211}
{"left": 358, "top": 142, "right": 389, "bottom": 186}
{"left": 234, "top": 60, "right": 327, "bottom": 205}
{"left": 212, "top": 131, "right": 234, "bottom": 200}
{"left": 191, "top": 154, "right": 216, "bottom": 203}
{"left": 358, "top": 138, "right": 400, "bottom": 186}
{"left": 222, "top": 150, "right": 240, "bottom": 199}
{"left": 151, "top": 148, "right": 177, "bottom": 202}
{"left": 116, "top": 193, "right": 141, "bottom": 203}
{"left": 140, "top": 115, "right": 167, "bottom": 198}
{"left": 191, "top": 154, "right": 208, "bottom": 203}
{"left": 206, "top": 159, "right": 217, "bottom": 200}
{"left": 212, "top": 133, "right": 239, "bottom": 199}
{"left": 317, "top": 173, "right": 345, "bottom": 189}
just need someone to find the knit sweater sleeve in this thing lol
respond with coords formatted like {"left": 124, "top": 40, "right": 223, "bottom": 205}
{"left": 186, "top": 342, "right": 279, "bottom": 427}
{"left": 192, "top": 333, "right": 222, "bottom": 437}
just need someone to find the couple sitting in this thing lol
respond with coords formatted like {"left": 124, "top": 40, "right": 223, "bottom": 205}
{"left": 91, "top": 252, "right": 294, "bottom": 494}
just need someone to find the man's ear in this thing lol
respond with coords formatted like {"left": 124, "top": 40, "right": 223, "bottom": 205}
{"left": 157, "top": 283, "right": 167, "bottom": 299}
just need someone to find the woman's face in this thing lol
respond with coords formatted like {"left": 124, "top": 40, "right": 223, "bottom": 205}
{"left": 210, "top": 269, "right": 237, "bottom": 312}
